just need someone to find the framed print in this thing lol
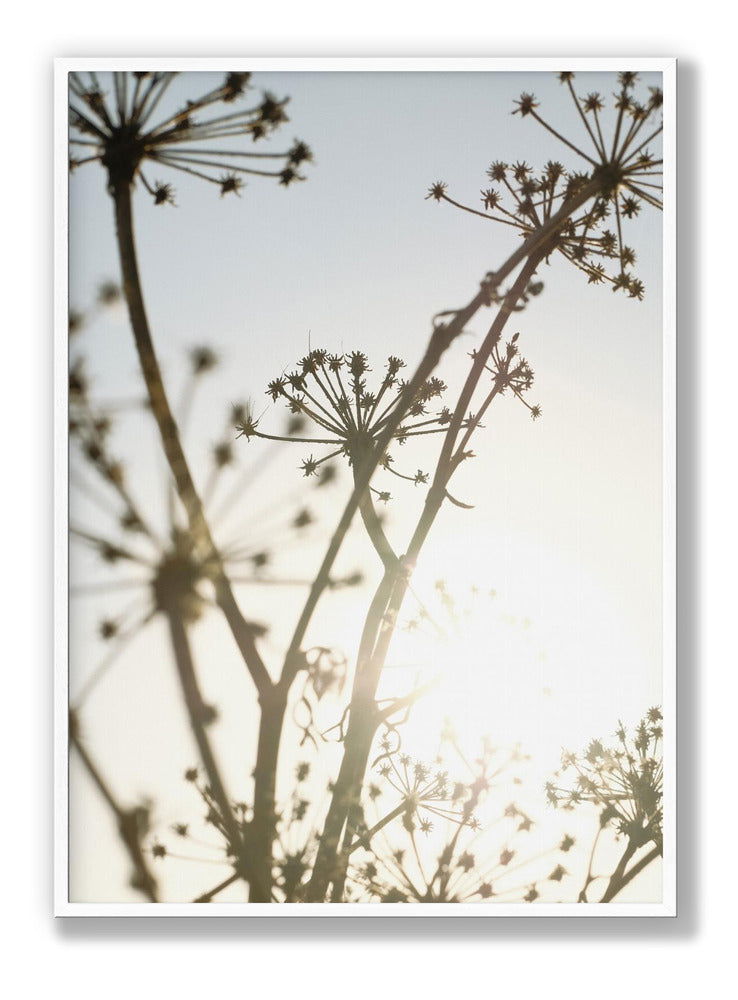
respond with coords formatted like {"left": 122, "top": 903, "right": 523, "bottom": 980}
{"left": 55, "top": 57, "right": 675, "bottom": 915}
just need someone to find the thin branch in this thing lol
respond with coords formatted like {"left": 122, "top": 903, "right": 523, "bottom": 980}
{"left": 70, "top": 715, "right": 158, "bottom": 901}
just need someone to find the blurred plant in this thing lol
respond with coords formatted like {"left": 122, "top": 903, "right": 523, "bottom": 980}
{"left": 141, "top": 759, "right": 334, "bottom": 903}
{"left": 545, "top": 708, "right": 663, "bottom": 901}
{"left": 68, "top": 302, "right": 352, "bottom": 896}
{"left": 69, "top": 69, "right": 318, "bottom": 900}
{"left": 69, "top": 279, "right": 122, "bottom": 336}
{"left": 69, "top": 709, "right": 159, "bottom": 901}
{"left": 69, "top": 341, "right": 346, "bottom": 682}
{"left": 141, "top": 731, "right": 578, "bottom": 905}
{"left": 324, "top": 728, "right": 572, "bottom": 903}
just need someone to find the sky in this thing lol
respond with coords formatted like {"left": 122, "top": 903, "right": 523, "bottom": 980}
{"left": 68, "top": 68, "right": 664, "bottom": 903}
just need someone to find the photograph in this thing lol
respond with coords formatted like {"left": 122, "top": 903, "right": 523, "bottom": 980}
{"left": 58, "top": 58, "right": 674, "bottom": 912}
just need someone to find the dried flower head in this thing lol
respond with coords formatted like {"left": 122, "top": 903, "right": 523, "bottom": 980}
{"left": 546, "top": 708, "right": 663, "bottom": 850}
{"left": 237, "top": 349, "right": 469, "bottom": 492}
{"left": 431, "top": 72, "right": 663, "bottom": 297}
{"left": 349, "top": 733, "right": 570, "bottom": 903}
{"left": 68, "top": 71, "right": 311, "bottom": 201}
{"left": 471, "top": 330, "right": 540, "bottom": 420}
{"left": 69, "top": 346, "right": 342, "bottom": 710}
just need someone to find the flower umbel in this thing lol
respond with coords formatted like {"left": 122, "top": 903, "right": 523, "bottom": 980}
{"left": 546, "top": 708, "right": 663, "bottom": 851}
{"left": 430, "top": 72, "right": 663, "bottom": 297}
{"left": 470, "top": 330, "right": 540, "bottom": 420}
{"left": 69, "top": 71, "right": 312, "bottom": 201}
{"left": 237, "top": 349, "right": 469, "bottom": 491}
{"left": 68, "top": 338, "right": 352, "bottom": 710}
{"left": 348, "top": 732, "right": 571, "bottom": 903}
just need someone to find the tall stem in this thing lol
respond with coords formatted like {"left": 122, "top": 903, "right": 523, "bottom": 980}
{"left": 70, "top": 715, "right": 159, "bottom": 902}
{"left": 599, "top": 843, "right": 661, "bottom": 902}
{"left": 281, "top": 181, "right": 599, "bottom": 693}
{"left": 165, "top": 615, "right": 238, "bottom": 844}
{"left": 165, "top": 610, "right": 268, "bottom": 897}
{"left": 305, "top": 258, "right": 543, "bottom": 901}
{"left": 248, "top": 686, "right": 288, "bottom": 902}
{"left": 110, "top": 177, "right": 271, "bottom": 696}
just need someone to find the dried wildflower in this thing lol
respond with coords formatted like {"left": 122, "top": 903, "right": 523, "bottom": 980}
{"left": 431, "top": 71, "right": 663, "bottom": 296}
{"left": 152, "top": 181, "right": 176, "bottom": 205}
{"left": 425, "top": 181, "right": 448, "bottom": 201}
{"left": 159, "top": 742, "right": 333, "bottom": 901}
{"left": 477, "top": 332, "right": 541, "bottom": 419}
{"left": 371, "top": 743, "right": 473, "bottom": 835}
{"left": 237, "top": 350, "right": 467, "bottom": 492}
{"left": 548, "top": 710, "right": 663, "bottom": 851}
{"left": 69, "top": 309, "right": 85, "bottom": 335}
{"left": 212, "top": 441, "right": 233, "bottom": 468}
{"left": 348, "top": 734, "right": 567, "bottom": 903}
{"left": 69, "top": 359, "right": 88, "bottom": 400}
{"left": 512, "top": 93, "right": 539, "bottom": 117}
{"left": 151, "top": 529, "right": 212, "bottom": 622}
{"left": 68, "top": 71, "right": 311, "bottom": 201}
{"left": 292, "top": 507, "right": 313, "bottom": 529}
{"left": 69, "top": 351, "right": 341, "bottom": 712}
{"left": 219, "top": 173, "right": 243, "bottom": 197}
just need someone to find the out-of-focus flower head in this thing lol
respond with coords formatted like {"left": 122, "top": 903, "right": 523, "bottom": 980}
{"left": 546, "top": 708, "right": 663, "bottom": 850}
{"left": 347, "top": 730, "right": 572, "bottom": 903}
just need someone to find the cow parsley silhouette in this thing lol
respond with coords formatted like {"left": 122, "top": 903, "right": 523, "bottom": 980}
{"left": 546, "top": 708, "right": 663, "bottom": 901}
{"left": 236, "top": 349, "right": 470, "bottom": 492}
{"left": 347, "top": 731, "right": 575, "bottom": 903}
{"left": 69, "top": 70, "right": 311, "bottom": 200}
{"left": 428, "top": 71, "right": 662, "bottom": 298}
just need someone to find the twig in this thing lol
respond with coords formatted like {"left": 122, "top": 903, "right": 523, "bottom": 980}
{"left": 69, "top": 713, "right": 158, "bottom": 902}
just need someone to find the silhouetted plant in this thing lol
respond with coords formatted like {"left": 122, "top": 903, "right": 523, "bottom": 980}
{"left": 69, "top": 71, "right": 310, "bottom": 199}
{"left": 546, "top": 709, "right": 663, "bottom": 901}
{"left": 69, "top": 70, "right": 318, "bottom": 899}
{"left": 428, "top": 72, "right": 662, "bottom": 299}
{"left": 239, "top": 350, "right": 465, "bottom": 486}
{"left": 68, "top": 69, "right": 663, "bottom": 904}
{"left": 68, "top": 292, "right": 351, "bottom": 898}
{"left": 302, "top": 71, "right": 662, "bottom": 902}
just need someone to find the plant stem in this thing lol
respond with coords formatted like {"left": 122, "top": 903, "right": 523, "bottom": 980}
{"left": 305, "top": 258, "right": 544, "bottom": 902}
{"left": 69, "top": 714, "right": 159, "bottom": 902}
{"left": 248, "top": 684, "right": 288, "bottom": 902}
{"left": 110, "top": 177, "right": 271, "bottom": 696}
{"left": 194, "top": 872, "right": 240, "bottom": 903}
{"left": 282, "top": 181, "right": 599, "bottom": 695}
{"left": 599, "top": 843, "right": 661, "bottom": 902}
{"left": 165, "top": 611, "right": 264, "bottom": 895}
